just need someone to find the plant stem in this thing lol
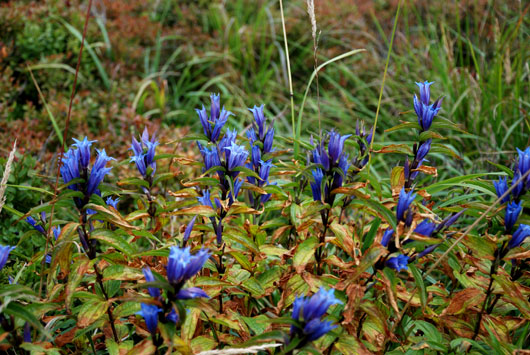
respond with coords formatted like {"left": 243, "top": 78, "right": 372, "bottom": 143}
{"left": 94, "top": 263, "right": 119, "bottom": 342}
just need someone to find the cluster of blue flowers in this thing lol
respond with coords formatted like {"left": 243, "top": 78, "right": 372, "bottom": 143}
{"left": 309, "top": 131, "right": 351, "bottom": 204}
{"left": 493, "top": 147, "right": 530, "bottom": 249}
{"left": 137, "top": 246, "right": 210, "bottom": 335}
{"left": 195, "top": 94, "right": 257, "bottom": 245}
{"left": 130, "top": 128, "right": 159, "bottom": 179}
{"left": 381, "top": 82, "right": 464, "bottom": 272}
{"left": 246, "top": 105, "right": 275, "bottom": 206}
{"left": 60, "top": 137, "right": 114, "bottom": 210}
{"left": 290, "top": 287, "right": 342, "bottom": 344}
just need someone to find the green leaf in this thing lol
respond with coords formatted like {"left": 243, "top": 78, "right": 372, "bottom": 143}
{"left": 293, "top": 236, "right": 318, "bottom": 271}
{"left": 90, "top": 229, "right": 137, "bottom": 257}
{"left": 4, "top": 302, "right": 51, "bottom": 339}
{"left": 362, "top": 218, "right": 381, "bottom": 253}
{"left": 77, "top": 300, "right": 109, "bottom": 328}
{"left": 409, "top": 264, "right": 427, "bottom": 311}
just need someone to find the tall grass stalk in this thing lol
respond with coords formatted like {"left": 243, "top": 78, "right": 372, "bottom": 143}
{"left": 367, "top": 0, "right": 403, "bottom": 168}
{"left": 279, "top": 0, "right": 296, "bottom": 155}
{"left": 0, "top": 140, "right": 17, "bottom": 214}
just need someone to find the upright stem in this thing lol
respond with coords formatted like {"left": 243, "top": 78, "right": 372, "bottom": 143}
{"left": 94, "top": 263, "right": 119, "bottom": 342}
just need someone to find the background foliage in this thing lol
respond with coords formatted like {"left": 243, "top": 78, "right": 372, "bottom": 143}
{"left": 0, "top": 0, "right": 529, "bottom": 354}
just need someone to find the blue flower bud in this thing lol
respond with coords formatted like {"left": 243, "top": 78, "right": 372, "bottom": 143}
{"left": 512, "top": 170, "right": 524, "bottom": 199}
{"left": 290, "top": 287, "right": 342, "bottom": 343}
{"left": 26, "top": 216, "right": 46, "bottom": 235}
{"left": 142, "top": 267, "right": 161, "bottom": 298}
{"left": 505, "top": 201, "right": 522, "bottom": 233}
{"left": 310, "top": 169, "right": 324, "bottom": 202}
{"left": 381, "top": 228, "right": 394, "bottom": 247}
{"left": 516, "top": 147, "right": 530, "bottom": 179}
{"left": 137, "top": 303, "right": 161, "bottom": 334}
{"left": 396, "top": 188, "right": 416, "bottom": 222}
{"left": 327, "top": 131, "right": 351, "bottom": 164}
{"left": 414, "top": 220, "right": 436, "bottom": 237}
{"left": 105, "top": 197, "right": 119, "bottom": 209}
{"left": 166, "top": 246, "right": 210, "bottom": 287}
{"left": 263, "top": 127, "right": 275, "bottom": 154}
{"left": 385, "top": 254, "right": 409, "bottom": 272}
{"left": 72, "top": 137, "right": 96, "bottom": 169}
{"left": 183, "top": 216, "right": 197, "bottom": 242}
{"left": 0, "top": 245, "right": 15, "bottom": 270}
{"left": 509, "top": 224, "right": 530, "bottom": 249}
{"left": 415, "top": 81, "right": 434, "bottom": 105}
{"left": 176, "top": 286, "right": 209, "bottom": 299}
{"left": 494, "top": 177, "right": 510, "bottom": 203}
{"left": 249, "top": 105, "right": 266, "bottom": 140}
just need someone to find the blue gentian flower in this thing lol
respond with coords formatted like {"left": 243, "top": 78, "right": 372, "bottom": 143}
{"left": 505, "top": 201, "right": 522, "bottom": 233}
{"left": 251, "top": 145, "right": 261, "bottom": 167}
{"left": 130, "top": 129, "right": 158, "bottom": 177}
{"left": 246, "top": 128, "right": 257, "bottom": 145}
{"left": 218, "top": 128, "right": 237, "bottom": 152}
{"left": 263, "top": 127, "right": 275, "bottom": 154}
{"left": 166, "top": 308, "right": 179, "bottom": 324}
{"left": 290, "top": 287, "right": 342, "bottom": 343}
{"left": 396, "top": 188, "right": 416, "bottom": 222}
{"left": 385, "top": 254, "right": 409, "bottom": 272}
{"left": 137, "top": 303, "right": 162, "bottom": 334}
{"left": 331, "top": 153, "right": 350, "bottom": 190}
{"left": 509, "top": 224, "right": 530, "bottom": 249}
{"left": 259, "top": 160, "right": 274, "bottom": 184}
{"left": 183, "top": 216, "right": 197, "bottom": 242}
{"left": 415, "top": 102, "right": 440, "bottom": 131}
{"left": 197, "top": 190, "right": 214, "bottom": 209}
{"left": 516, "top": 147, "right": 530, "bottom": 179}
{"left": 197, "top": 94, "right": 233, "bottom": 142}
{"left": 199, "top": 144, "right": 222, "bottom": 174}
{"left": 26, "top": 216, "right": 45, "bottom": 235}
{"left": 494, "top": 177, "right": 510, "bottom": 204}
{"left": 0, "top": 245, "right": 15, "bottom": 270}
{"left": 249, "top": 105, "right": 266, "bottom": 139}
{"left": 435, "top": 209, "right": 467, "bottom": 232}
{"left": 327, "top": 131, "right": 351, "bottom": 163}
{"left": 23, "top": 322, "right": 31, "bottom": 343}
{"left": 224, "top": 142, "right": 249, "bottom": 172}
{"left": 416, "top": 139, "right": 432, "bottom": 161}
{"left": 106, "top": 197, "right": 119, "bottom": 209}
{"left": 53, "top": 226, "right": 61, "bottom": 240}
{"left": 176, "top": 287, "right": 209, "bottom": 299}
{"left": 414, "top": 220, "right": 436, "bottom": 237}
{"left": 72, "top": 137, "right": 96, "bottom": 169}
{"left": 142, "top": 267, "right": 161, "bottom": 298}
{"left": 87, "top": 149, "right": 114, "bottom": 195}
{"left": 381, "top": 228, "right": 394, "bottom": 247}
{"left": 60, "top": 148, "right": 81, "bottom": 190}
{"left": 310, "top": 169, "right": 324, "bottom": 202}
{"left": 166, "top": 246, "right": 210, "bottom": 287}
{"left": 228, "top": 178, "right": 244, "bottom": 204}
{"left": 416, "top": 81, "right": 434, "bottom": 105}
{"left": 417, "top": 244, "right": 439, "bottom": 258}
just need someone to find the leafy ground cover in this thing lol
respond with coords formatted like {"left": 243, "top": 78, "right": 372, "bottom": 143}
{"left": 0, "top": 0, "right": 529, "bottom": 354}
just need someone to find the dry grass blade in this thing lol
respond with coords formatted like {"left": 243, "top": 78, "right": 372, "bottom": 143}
{"left": 0, "top": 140, "right": 17, "bottom": 214}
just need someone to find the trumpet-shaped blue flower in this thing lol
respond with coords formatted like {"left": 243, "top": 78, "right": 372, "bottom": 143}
{"left": 396, "top": 188, "right": 416, "bottom": 222}
{"left": 60, "top": 148, "right": 81, "bottom": 191}
{"left": 0, "top": 245, "right": 15, "bottom": 270}
{"left": 414, "top": 220, "right": 436, "bottom": 237}
{"left": 224, "top": 142, "right": 249, "bottom": 172}
{"left": 416, "top": 139, "right": 432, "bottom": 162}
{"left": 87, "top": 149, "right": 114, "bottom": 195}
{"left": 198, "top": 144, "right": 222, "bottom": 173}
{"left": 26, "top": 216, "right": 45, "bottom": 235}
{"left": 385, "top": 254, "right": 409, "bottom": 272}
{"left": 416, "top": 81, "right": 434, "bottom": 105}
{"left": 381, "top": 228, "right": 394, "bottom": 247}
{"left": 166, "top": 246, "right": 210, "bottom": 287}
{"left": 176, "top": 287, "right": 209, "bottom": 299}
{"left": 290, "top": 287, "right": 342, "bottom": 342}
{"left": 509, "top": 224, "right": 530, "bottom": 249}
{"left": 197, "top": 94, "right": 233, "bottom": 142}
{"left": 331, "top": 154, "right": 350, "bottom": 190}
{"left": 166, "top": 308, "right": 179, "bottom": 323}
{"left": 106, "top": 196, "right": 119, "bottom": 209}
{"left": 310, "top": 169, "right": 324, "bottom": 202}
{"left": 137, "top": 303, "right": 162, "bottom": 334}
{"left": 72, "top": 137, "right": 96, "bottom": 169}
{"left": 328, "top": 131, "right": 351, "bottom": 163}
{"left": 249, "top": 105, "right": 267, "bottom": 140}
{"left": 259, "top": 160, "right": 274, "bottom": 184}
{"left": 494, "top": 177, "right": 510, "bottom": 204}
{"left": 263, "top": 127, "right": 275, "bottom": 154}
{"left": 251, "top": 145, "right": 261, "bottom": 168}
{"left": 517, "top": 147, "right": 530, "bottom": 180}
{"left": 130, "top": 128, "right": 158, "bottom": 177}
{"left": 183, "top": 216, "right": 197, "bottom": 242}
{"left": 246, "top": 128, "right": 257, "bottom": 145}
{"left": 505, "top": 201, "right": 522, "bottom": 233}
{"left": 197, "top": 190, "right": 214, "bottom": 209}
{"left": 142, "top": 267, "right": 161, "bottom": 298}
